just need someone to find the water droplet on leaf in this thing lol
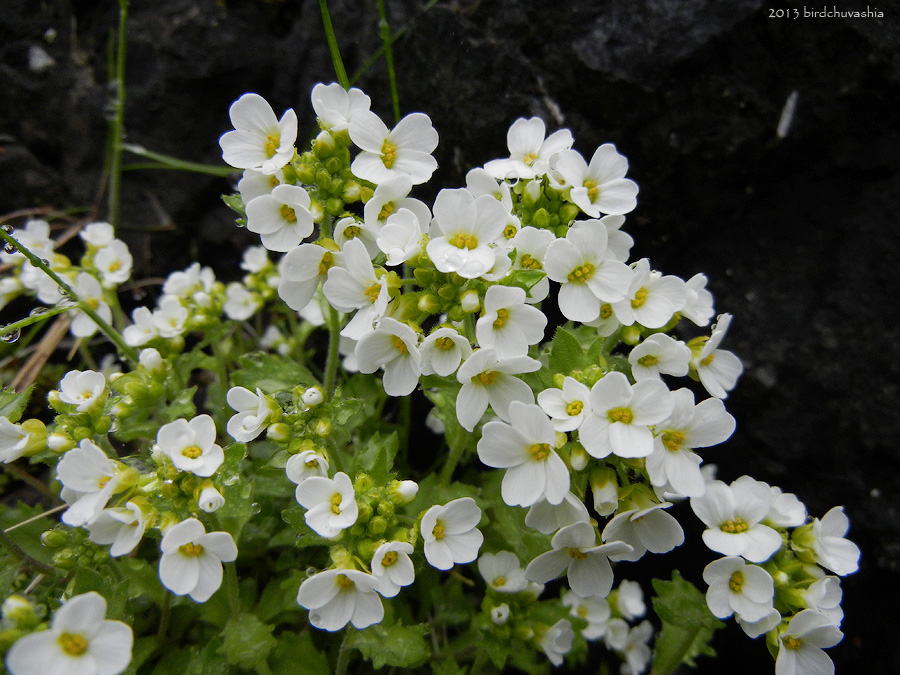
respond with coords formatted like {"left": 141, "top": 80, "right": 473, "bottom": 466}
{"left": 0, "top": 328, "right": 21, "bottom": 343}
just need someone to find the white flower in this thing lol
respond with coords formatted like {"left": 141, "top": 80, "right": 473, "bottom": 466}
{"left": 775, "top": 610, "right": 842, "bottom": 675}
{"left": 617, "top": 620, "right": 654, "bottom": 675}
{"left": 478, "top": 551, "right": 528, "bottom": 593}
{"left": 156, "top": 415, "right": 224, "bottom": 478}
{"left": 491, "top": 604, "right": 510, "bottom": 625}
{"left": 554, "top": 145, "right": 639, "bottom": 217}
{"left": 69, "top": 273, "right": 112, "bottom": 338}
{"left": 226, "top": 386, "right": 272, "bottom": 442}
{"left": 158, "top": 518, "right": 238, "bottom": 602}
{"left": 525, "top": 492, "right": 590, "bottom": 535}
{"left": 240, "top": 245, "right": 270, "bottom": 273}
{"left": 590, "top": 465, "right": 620, "bottom": 517}
{"left": 297, "top": 568, "right": 383, "bottom": 631}
{"left": 601, "top": 502, "right": 685, "bottom": 561}
{"left": 376, "top": 208, "right": 425, "bottom": 266}
{"left": 611, "top": 259, "right": 687, "bottom": 329}
{"left": 362, "top": 175, "right": 432, "bottom": 233}
{"left": 593, "top": 215, "right": 633, "bottom": 262}
{"left": 544, "top": 222, "right": 632, "bottom": 323}
{"left": 681, "top": 273, "right": 715, "bottom": 326}
{"left": 198, "top": 486, "right": 225, "bottom": 513}
{"left": 628, "top": 333, "right": 692, "bottom": 381}
{"left": 223, "top": 282, "right": 262, "bottom": 320}
{"left": 537, "top": 376, "right": 592, "bottom": 432}
{"left": 426, "top": 188, "right": 507, "bottom": 279}
{"left": 219, "top": 93, "right": 298, "bottom": 175}
{"left": 295, "top": 472, "right": 358, "bottom": 539}
{"left": 525, "top": 521, "right": 633, "bottom": 598}
{"left": 123, "top": 306, "right": 158, "bottom": 346}
{"left": 455, "top": 348, "right": 541, "bottom": 432}
{"left": 614, "top": 579, "right": 646, "bottom": 621}
{"left": 703, "top": 556, "right": 775, "bottom": 622}
{"left": 285, "top": 450, "right": 330, "bottom": 487}
{"left": 333, "top": 216, "right": 379, "bottom": 258}
{"left": 322, "top": 239, "right": 390, "bottom": 340}
{"left": 510, "top": 226, "right": 555, "bottom": 302}
{"left": 0, "top": 418, "right": 34, "bottom": 463}
{"left": 93, "top": 240, "right": 133, "bottom": 286}
{"left": 245, "top": 184, "right": 314, "bottom": 252}
{"left": 475, "top": 285, "right": 547, "bottom": 358}
{"left": 579, "top": 372, "right": 674, "bottom": 460}
{"left": 801, "top": 576, "right": 844, "bottom": 626}
{"left": 80, "top": 222, "right": 115, "bottom": 247}
{"left": 483, "top": 117, "right": 573, "bottom": 180}
{"left": 57, "top": 440, "right": 120, "bottom": 527}
{"left": 350, "top": 110, "right": 438, "bottom": 185}
{"left": 808, "top": 506, "right": 861, "bottom": 576}
{"left": 5, "top": 592, "right": 133, "bottom": 675}
{"left": 371, "top": 541, "right": 415, "bottom": 598}
{"left": 277, "top": 243, "right": 341, "bottom": 312}
{"left": 354, "top": 317, "right": 422, "bottom": 396}
{"left": 421, "top": 497, "right": 484, "bottom": 570}
{"left": 690, "top": 478, "right": 782, "bottom": 563}
{"left": 645, "top": 389, "right": 735, "bottom": 498}
{"left": 537, "top": 619, "right": 575, "bottom": 667}
{"left": 466, "top": 167, "right": 515, "bottom": 212}
{"left": 163, "top": 262, "right": 215, "bottom": 298}
{"left": 736, "top": 476, "right": 807, "bottom": 528}
{"left": 86, "top": 502, "right": 147, "bottom": 557}
{"left": 477, "top": 401, "right": 569, "bottom": 507}
{"left": 152, "top": 296, "right": 189, "bottom": 338}
{"left": 420, "top": 327, "right": 472, "bottom": 377}
{"left": 562, "top": 590, "right": 612, "bottom": 640}
{"left": 691, "top": 313, "right": 743, "bottom": 398}
{"left": 311, "top": 82, "right": 371, "bottom": 132}
{"left": 57, "top": 370, "right": 106, "bottom": 412}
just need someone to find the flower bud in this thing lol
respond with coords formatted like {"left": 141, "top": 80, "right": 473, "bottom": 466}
{"left": 139, "top": 348, "right": 164, "bottom": 374}
{"left": 460, "top": 289, "right": 480, "bottom": 313}
{"left": 491, "top": 603, "right": 510, "bottom": 625}
{"left": 532, "top": 207, "right": 550, "bottom": 229}
{"left": 367, "top": 516, "right": 388, "bottom": 536}
{"left": 621, "top": 325, "right": 642, "bottom": 345}
{"left": 198, "top": 485, "right": 225, "bottom": 512}
{"left": 40, "top": 529, "right": 69, "bottom": 548}
{"left": 388, "top": 479, "right": 418, "bottom": 504}
{"left": 2, "top": 596, "right": 39, "bottom": 630}
{"left": 302, "top": 386, "right": 325, "bottom": 408}
{"left": 314, "top": 130, "right": 336, "bottom": 158}
{"left": 569, "top": 443, "right": 589, "bottom": 471}
{"left": 267, "top": 422, "right": 291, "bottom": 443}
{"left": 310, "top": 418, "right": 332, "bottom": 438}
{"left": 325, "top": 197, "right": 344, "bottom": 216}
{"left": 329, "top": 546, "right": 352, "bottom": 568}
{"left": 417, "top": 293, "right": 441, "bottom": 314}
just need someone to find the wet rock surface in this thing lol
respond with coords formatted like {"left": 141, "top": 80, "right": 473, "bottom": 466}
{"left": 2, "top": 0, "right": 899, "bottom": 672}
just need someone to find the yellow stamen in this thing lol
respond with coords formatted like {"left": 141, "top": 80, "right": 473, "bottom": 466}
{"left": 364, "top": 282, "right": 382, "bottom": 304}
{"left": 583, "top": 179, "right": 599, "bottom": 202}
{"left": 661, "top": 431, "right": 685, "bottom": 453}
{"left": 700, "top": 353, "right": 715, "bottom": 367}
{"left": 434, "top": 336, "right": 455, "bottom": 350}
{"left": 528, "top": 443, "right": 551, "bottom": 461}
{"left": 432, "top": 522, "right": 445, "bottom": 540}
{"left": 567, "top": 548, "right": 588, "bottom": 560}
{"left": 381, "top": 139, "right": 398, "bottom": 168}
{"left": 336, "top": 573, "right": 354, "bottom": 589}
{"left": 720, "top": 517, "right": 749, "bottom": 534}
{"left": 264, "top": 133, "right": 280, "bottom": 158}
{"left": 343, "top": 225, "right": 361, "bottom": 239}
{"left": 523, "top": 152, "right": 538, "bottom": 166}
{"left": 729, "top": 570, "right": 744, "bottom": 593}
{"left": 493, "top": 308, "right": 510, "bottom": 328}
{"left": 567, "top": 262, "right": 595, "bottom": 283}
{"left": 97, "top": 476, "right": 110, "bottom": 489}
{"left": 503, "top": 224, "right": 517, "bottom": 239}
{"left": 607, "top": 407, "right": 634, "bottom": 424}
{"left": 179, "top": 542, "right": 204, "bottom": 556}
{"left": 520, "top": 253, "right": 542, "bottom": 270}
{"left": 599, "top": 303, "right": 613, "bottom": 319}
{"left": 577, "top": 606, "right": 588, "bottom": 618}
{"left": 475, "top": 371, "right": 499, "bottom": 386}
{"left": 182, "top": 445, "right": 203, "bottom": 459}
{"left": 566, "top": 400, "right": 584, "bottom": 416}
{"left": 492, "top": 576, "right": 506, "bottom": 588}
{"left": 631, "top": 287, "right": 648, "bottom": 308}
{"left": 393, "top": 336, "right": 408, "bottom": 354}
{"left": 783, "top": 636, "right": 802, "bottom": 650}
{"left": 330, "top": 493, "right": 343, "bottom": 515}
{"left": 378, "top": 202, "right": 395, "bottom": 220}
{"left": 109, "top": 260, "right": 122, "bottom": 273}
{"left": 318, "top": 251, "right": 334, "bottom": 276}
{"left": 449, "top": 233, "right": 478, "bottom": 250}
{"left": 381, "top": 551, "right": 398, "bottom": 567}
{"left": 280, "top": 205, "right": 297, "bottom": 222}
{"left": 637, "top": 354, "right": 659, "bottom": 367}
{"left": 58, "top": 633, "right": 88, "bottom": 656}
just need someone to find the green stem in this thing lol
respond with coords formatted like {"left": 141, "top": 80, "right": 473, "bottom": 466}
{"left": 0, "top": 305, "right": 71, "bottom": 339}
{"left": 0, "top": 230, "right": 139, "bottom": 363}
{"left": 0, "top": 527, "right": 61, "bottom": 576}
{"left": 318, "top": 0, "right": 350, "bottom": 89}
{"left": 469, "top": 647, "right": 490, "bottom": 675}
{"left": 107, "top": 0, "right": 129, "bottom": 231}
{"left": 122, "top": 144, "right": 235, "bottom": 176}
{"left": 323, "top": 305, "right": 342, "bottom": 398}
{"left": 335, "top": 628, "right": 355, "bottom": 675}
{"left": 224, "top": 561, "right": 241, "bottom": 620}
{"left": 438, "top": 432, "right": 468, "bottom": 487}
{"left": 377, "top": 0, "right": 401, "bottom": 123}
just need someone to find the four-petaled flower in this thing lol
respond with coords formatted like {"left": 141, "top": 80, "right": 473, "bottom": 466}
{"left": 421, "top": 497, "right": 484, "bottom": 570}
{"left": 158, "top": 518, "right": 238, "bottom": 603}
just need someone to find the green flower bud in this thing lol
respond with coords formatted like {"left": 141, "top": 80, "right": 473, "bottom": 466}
{"left": 356, "top": 502, "right": 373, "bottom": 524}
{"left": 569, "top": 443, "right": 589, "bottom": 471}
{"left": 73, "top": 426, "right": 93, "bottom": 441}
{"left": 367, "top": 516, "right": 389, "bottom": 536}
{"left": 324, "top": 156, "right": 344, "bottom": 175}
{"left": 312, "top": 418, "right": 332, "bottom": 438}
{"left": 94, "top": 416, "right": 112, "bottom": 434}
{"left": 342, "top": 180, "right": 363, "bottom": 202}
{"left": 417, "top": 293, "right": 441, "bottom": 314}
{"left": 40, "top": 529, "right": 70, "bottom": 549}
{"left": 52, "top": 549, "right": 78, "bottom": 570}
{"left": 20, "top": 419, "right": 48, "bottom": 456}
{"left": 437, "top": 284, "right": 457, "bottom": 301}
{"left": 376, "top": 500, "right": 395, "bottom": 518}
{"left": 532, "top": 207, "right": 551, "bottom": 229}
{"left": 558, "top": 203, "right": 580, "bottom": 226}
{"left": 314, "top": 130, "right": 336, "bottom": 158}
{"left": 354, "top": 473, "right": 374, "bottom": 493}
{"left": 413, "top": 267, "right": 435, "bottom": 286}
{"left": 295, "top": 163, "right": 316, "bottom": 184}
{"left": 447, "top": 306, "right": 464, "bottom": 322}
{"left": 330, "top": 546, "right": 352, "bottom": 568}
{"left": 325, "top": 197, "right": 344, "bottom": 216}
{"left": 387, "top": 480, "right": 419, "bottom": 505}
{"left": 460, "top": 289, "right": 480, "bottom": 313}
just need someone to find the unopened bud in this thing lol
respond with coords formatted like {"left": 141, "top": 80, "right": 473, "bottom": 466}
{"left": 302, "top": 386, "right": 325, "bottom": 408}
{"left": 388, "top": 479, "right": 419, "bottom": 504}
{"left": 460, "top": 289, "right": 480, "bottom": 313}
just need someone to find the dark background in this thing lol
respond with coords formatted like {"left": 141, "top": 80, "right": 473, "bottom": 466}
{"left": 2, "top": 0, "right": 899, "bottom": 672}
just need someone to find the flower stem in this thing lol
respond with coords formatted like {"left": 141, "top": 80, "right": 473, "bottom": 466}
{"left": 335, "top": 628, "right": 355, "bottom": 675}
{"left": 377, "top": 0, "right": 400, "bottom": 123}
{"left": 0, "top": 527, "right": 61, "bottom": 576}
{"left": 0, "top": 305, "right": 71, "bottom": 340}
{"left": 0, "top": 230, "right": 139, "bottom": 363}
{"left": 323, "top": 305, "right": 342, "bottom": 399}
{"left": 107, "top": 0, "right": 129, "bottom": 231}
{"left": 318, "top": 0, "right": 349, "bottom": 89}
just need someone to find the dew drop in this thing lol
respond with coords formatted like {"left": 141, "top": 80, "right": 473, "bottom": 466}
{"left": 250, "top": 502, "right": 261, "bottom": 514}
{"left": 3, "top": 243, "right": 17, "bottom": 254}
{"left": 1, "top": 224, "right": 14, "bottom": 234}
{"left": 0, "top": 328, "right": 21, "bottom": 343}
{"left": 29, "top": 307, "right": 50, "bottom": 317}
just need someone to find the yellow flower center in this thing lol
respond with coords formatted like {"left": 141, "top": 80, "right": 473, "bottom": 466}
{"left": 264, "top": 133, "right": 280, "bottom": 158}
{"left": 631, "top": 287, "right": 648, "bottom": 308}
{"left": 720, "top": 517, "right": 749, "bottom": 534}
{"left": 729, "top": 570, "right": 744, "bottom": 593}
{"left": 700, "top": 353, "right": 715, "bottom": 367}
{"left": 330, "top": 493, "right": 343, "bottom": 515}
{"left": 607, "top": 407, "right": 634, "bottom": 424}
{"left": 520, "top": 253, "right": 542, "bottom": 270}
{"left": 493, "top": 308, "right": 510, "bottom": 328}
{"left": 58, "top": 632, "right": 88, "bottom": 656}
{"left": 318, "top": 251, "right": 335, "bottom": 276}
{"left": 600, "top": 303, "right": 613, "bottom": 319}
{"left": 637, "top": 354, "right": 659, "bottom": 367}
{"left": 475, "top": 371, "right": 499, "bottom": 386}
{"left": 432, "top": 522, "right": 445, "bottom": 540}
{"left": 583, "top": 179, "right": 600, "bottom": 202}
{"left": 109, "top": 260, "right": 122, "bottom": 273}
{"left": 783, "top": 636, "right": 802, "bottom": 650}
{"left": 528, "top": 443, "right": 551, "bottom": 462}
{"left": 566, "top": 400, "right": 584, "bottom": 416}
{"left": 393, "top": 336, "right": 409, "bottom": 354}
{"left": 503, "top": 224, "right": 517, "bottom": 240}
{"left": 381, "top": 139, "right": 398, "bottom": 168}
{"left": 87, "top": 298, "right": 100, "bottom": 310}
{"left": 523, "top": 152, "right": 538, "bottom": 166}
{"left": 378, "top": 202, "right": 395, "bottom": 221}
{"left": 305, "top": 458, "right": 320, "bottom": 468}
{"left": 364, "top": 282, "right": 382, "bottom": 304}
{"left": 381, "top": 551, "right": 398, "bottom": 567}
{"left": 179, "top": 542, "right": 204, "bottom": 557}
{"left": 280, "top": 205, "right": 297, "bottom": 222}
{"left": 449, "top": 233, "right": 478, "bottom": 250}
{"left": 492, "top": 576, "right": 506, "bottom": 588}
{"left": 567, "top": 262, "right": 595, "bottom": 284}
{"left": 434, "top": 336, "right": 455, "bottom": 350}
{"left": 577, "top": 606, "right": 588, "bottom": 618}
{"left": 343, "top": 225, "right": 361, "bottom": 239}
{"left": 97, "top": 476, "right": 110, "bottom": 489}
{"left": 661, "top": 430, "right": 685, "bottom": 452}
{"left": 182, "top": 445, "right": 203, "bottom": 459}
{"left": 336, "top": 573, "right": 355, "bottom": 589}
{"left": 567, "top": 548, "right": 588, "bottom": 560}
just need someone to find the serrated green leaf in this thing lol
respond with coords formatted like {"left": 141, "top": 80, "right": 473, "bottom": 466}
{"left": 220, "top": 613, "right": 277, "bottom": 668}
{"left": 232, "top": 352, "right": 317, "bottom": 393}
{"left": 548, "top": 327, "right": 589, "bottom": 374}
{"left": 353, "top": 622, "right": 431, "bottom": 669}
{"left": 270, "top": 631, "right": 330, "bottom": 675}
{"left": 353, "top": 431, "right": 398, "bottom": 483}
{"left": 0, "top": 385, "right": 33, "bottom": 423}
{"left": 650, "top": 571, "right": 724, "bottom": 675}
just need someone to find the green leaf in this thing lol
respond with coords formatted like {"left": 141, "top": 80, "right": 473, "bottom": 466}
{"left": 232, "top": 352, "right": 317, "bottom": 393}
{"left": 650, "top": 571, "right": 724, "bottom": 675}
{"left": 353, "top": 431, "right": 398, "bottom": 483}
{"left": 0, "top": 385, "right": 33, "bottom": 423}
{"left": 269, "top": 631, "right": 330, "bottom": 675}
{"left": 220, "top": 613, "right": 277, "bottom": 668}
{"left": 353, "top": 622, "right": 432, "bottom": 669}
{"left": 548, "top": 327, "right": 589, "bottom": 374}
